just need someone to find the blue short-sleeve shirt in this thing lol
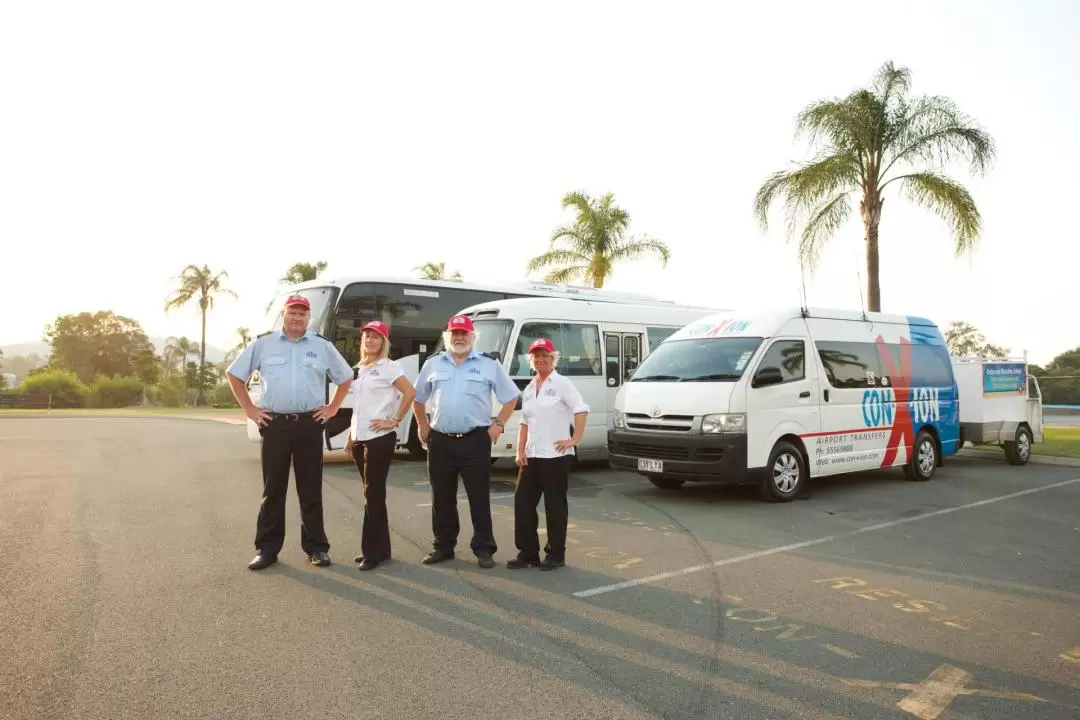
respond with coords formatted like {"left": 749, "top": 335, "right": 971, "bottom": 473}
{"left": 227, "top": 330, "right": 353, "bottom": 413}
{"left": 413, "top": 350, "right": 520, "bottom": 434}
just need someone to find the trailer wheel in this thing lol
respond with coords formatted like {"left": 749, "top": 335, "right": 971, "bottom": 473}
{"left": 903, "top": 429, "right": 937, "bottom": 481}
{"left": 648, "top": 476, "right": 685, "bottom": 490}
{"left": 1004, "top": 426, "right": 1032, "bottom": 466}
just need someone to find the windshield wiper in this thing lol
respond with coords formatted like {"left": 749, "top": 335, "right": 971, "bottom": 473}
{"left": 631, "top": 374, "right": 681, "bottom": 382}
{"left": 680, "top": 373, "right": 741, "bottom": 382}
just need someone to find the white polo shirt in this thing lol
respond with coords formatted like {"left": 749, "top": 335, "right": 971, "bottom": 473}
{"left": 350, "top": 358, "right": 407, "bottom": 442}
{"left": 520, "top": 370, "right": 590, "bottom": 458}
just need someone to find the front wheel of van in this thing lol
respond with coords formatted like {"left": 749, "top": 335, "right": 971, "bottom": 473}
{"left": 648, "top": 476, "right": 684, "bottom": 490}
{"left": 760, "top": 441, "right": 806, "bottom": 502}
{"left": 903, "top": 429, "right": 937, "bottom": 481}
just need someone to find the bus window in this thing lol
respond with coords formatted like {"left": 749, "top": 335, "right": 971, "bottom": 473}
{"left": 509, "top": 322, "right": 602, "bottom": 377}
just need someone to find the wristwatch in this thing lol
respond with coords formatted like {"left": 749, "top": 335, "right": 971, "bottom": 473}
{"left": 494, "top": 420, "right": 505, "bottom": 430}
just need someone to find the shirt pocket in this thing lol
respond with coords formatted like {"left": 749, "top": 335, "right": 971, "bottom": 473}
{"left": 463, "top": 375, "right": 488, "bottom": 397}
{"left": 301, "top": 356, "right": 326, "bottom": 375}
{"left": 262, "top": 354, "right": 288, "bottom": 377}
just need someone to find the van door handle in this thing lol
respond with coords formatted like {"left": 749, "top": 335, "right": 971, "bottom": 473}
{"left": 799, "top": 391, "right": 811, "bottom": 399}
{"left": 824, "top": 389, "right": 830, "bottom": 403}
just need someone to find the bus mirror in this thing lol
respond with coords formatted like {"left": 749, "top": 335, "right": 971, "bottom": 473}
{"left": 753, "top": 366, "right": 783, "bottom": 388}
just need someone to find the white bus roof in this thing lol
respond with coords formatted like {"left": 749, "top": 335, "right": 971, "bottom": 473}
{"left": 279, "top": 275, "right": 673, "bottom": 304}
{"left": 669, "top": 306, "right": 942, "bottom": 341}
{"left": 458, "top": 296, "right": 725, "bottom": 325}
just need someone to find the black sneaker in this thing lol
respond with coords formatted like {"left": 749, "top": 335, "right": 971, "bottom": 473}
{"left": 476, "top": 552, "right": 496, "bottom": 569}
{"left": 539, "top": 557, "right": 565, "bottom": 571}
{"left": 422, "top": 550, "right": 454, "bottom": 565}
{"left": 506, "top": 557, "right": 540, "bottom": 569}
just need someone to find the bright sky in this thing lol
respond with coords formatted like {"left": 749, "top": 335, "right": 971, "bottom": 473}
{"left": 2, "top": 1, "right": 1077, "bottom": 364}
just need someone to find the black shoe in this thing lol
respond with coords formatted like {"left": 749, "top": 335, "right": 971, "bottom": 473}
{"left": 248, "top": 554, "right": 278, "bottom": 571}
{"left": 476, "top": 552, "right": 496, "bottom": 569}
{"left": 506, "top": 557, "right": 540, "bottom": 569}
{"left": 308, "top": 551, "right": 332, "bottom": 567}
{"left": 354, "top": 554, "right": 364, "bottom": 564}
{"left": 357, "top": 558, "right": 381, "bottom": 571}
{"left": 539, "top": 557, "right": 565, "bottom": 571}
{"left": 422, "top": 550, "right": 454, "bottom": 565}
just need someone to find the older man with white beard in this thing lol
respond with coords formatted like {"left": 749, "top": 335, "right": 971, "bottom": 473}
{"left": 412, "top": 314, "right": 519, "bottom": 568}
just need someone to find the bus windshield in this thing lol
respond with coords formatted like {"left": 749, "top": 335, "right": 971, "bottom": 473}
{"left": 630, "top": 337, "right": 764, "bottom": 382}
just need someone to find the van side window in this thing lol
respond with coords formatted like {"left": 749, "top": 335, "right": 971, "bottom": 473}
{"left": 645, "top": 326, "right": 677, "bottom": 352}
{"left": 757, "top": 340, "right": 805, "bottom": 383}
{"left": 816, "top": 341, "right": 882, "bottom": 389}
{"left": 509, "top": 322, "right": 602, "bottom": 377}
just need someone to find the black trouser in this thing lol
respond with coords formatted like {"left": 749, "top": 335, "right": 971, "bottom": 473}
{"left": 427, "top": 428, "right": 496, "bottom": 556}
{"left": 346, "top": 431, "right": 396, "bottom": 562}
{"left": 255, "top": 413, "right": 328, "bottom": 556}
{"left": 514, "top": 455, "right": 572, "bottom": 561}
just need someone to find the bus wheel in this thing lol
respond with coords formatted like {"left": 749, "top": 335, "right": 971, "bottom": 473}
{"left": 759, "top": 440, "right": 805, "bottom": 502}
{"left": 1004, "top": 426, "right": 1032, "bottom": 466}
{"left": 903, "top": 429, "right": 937, "bottom": 481}
{"left": 406, "top": 417, "right": 427, "bottom": 459}
{"left": 648, "top": 476, "right": 684, "bottom": 490}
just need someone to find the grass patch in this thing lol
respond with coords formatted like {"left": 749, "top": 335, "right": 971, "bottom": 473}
{"left": 1036, "top": 426, "right": 1080, "bottom": 458}
{"left": 0, "top": 407, "right": 241, "bottom": 415}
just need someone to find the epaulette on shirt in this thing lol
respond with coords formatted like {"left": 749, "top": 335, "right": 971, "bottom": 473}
{"left": 314, "top": 332, "right": 330, "bottom": 342}
{"left": 479, "top": 352, "right": 496, "bottom": 360}
{"left": 256, "top": 331, "right": 272, "bottom": 339}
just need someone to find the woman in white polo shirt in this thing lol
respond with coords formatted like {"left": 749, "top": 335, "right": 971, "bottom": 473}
{"left": 346, "top": 320, "right": 415, "bottom": 571}
{"left": 508, "top": 337, "right": 589, "bottom": 571}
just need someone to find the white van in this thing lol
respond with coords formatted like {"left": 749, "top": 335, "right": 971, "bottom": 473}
{"left": 445, "top": 296, "right": 721, "bottom": 461}
{"left": 608, "top": 307, "right": 961, "bottom": 501}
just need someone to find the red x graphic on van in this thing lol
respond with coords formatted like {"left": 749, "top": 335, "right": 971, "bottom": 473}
{"left": 876, "top": 335, "right": 914, "bottom": 468}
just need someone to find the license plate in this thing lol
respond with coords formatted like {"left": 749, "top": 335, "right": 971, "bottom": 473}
{"left": 637, "top": 458, "right": 663, "bottom": 473}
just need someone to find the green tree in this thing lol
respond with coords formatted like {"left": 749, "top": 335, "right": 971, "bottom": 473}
{"left": 753, "top": 61, "right": 995, "bottom": 312}
{"left": 18, "top": 369, "right": 90, "bottom": 408}
{"left": 44, "top": 311, "right": 156, "bottom": 384}
{"left": 526, "top": 191, "right": 670, "bottom": 288}
{"left": 163, "top": 336, "right": 199, "bottom": 375}
{"left": 944, "top": 321, "right": 1009, "bottom": 358}
{"left": 413, "top": 261, "right": 463, "bottom": 282}
{"left": 164, "top": 265, "right": 237, "bottom": 405}
{"left": 225, "top": 327, "right": 252, "bottom": 364}
{"left": 280, "top": 261, "right": 328, "bottom": 284}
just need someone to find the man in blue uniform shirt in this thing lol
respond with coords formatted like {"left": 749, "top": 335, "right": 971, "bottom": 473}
{"left": 227, "top": 294, "right": 354, "bottom": 571}
{"left": 413, "top": 314, "right": 519, "bottom": 568}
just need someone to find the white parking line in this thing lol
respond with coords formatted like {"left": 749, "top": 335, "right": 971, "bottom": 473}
{"left": 572, "top": 477, "right": 1080, "bottom": 598}
{"left": 414, "top": 480, "right": 634, "bottom": 508}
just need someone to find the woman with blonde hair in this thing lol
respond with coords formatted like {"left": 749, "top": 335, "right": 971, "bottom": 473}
{"left": 347, "top": 321, "right": 415, "bottom": 571}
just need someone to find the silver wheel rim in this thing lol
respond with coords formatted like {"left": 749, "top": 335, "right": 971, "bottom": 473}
{"left": 1018, "top": 433, "right": 1031, "bottom": 459}
{"left": 772, "top": 453, "right": 799, "bottom": 493}
{"left": 918, "top": 439, "right": 936, "bottom": 476}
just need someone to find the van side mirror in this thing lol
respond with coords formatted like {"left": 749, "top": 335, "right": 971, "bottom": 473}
{"left": 753, "top": 366, "right": 783, "bottom": 388}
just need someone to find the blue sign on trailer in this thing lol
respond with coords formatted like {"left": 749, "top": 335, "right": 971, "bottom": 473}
{"left": 983, "top": 363, "right": 1026, "bottom": 395}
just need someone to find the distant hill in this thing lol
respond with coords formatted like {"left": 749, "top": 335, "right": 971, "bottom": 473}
{"left": 1, "top": 337, "right": 229, "bottom": 363}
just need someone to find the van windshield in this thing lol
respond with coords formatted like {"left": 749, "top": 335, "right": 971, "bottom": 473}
{"left": 630, "top": 337, "right": 764, "bottom": 382}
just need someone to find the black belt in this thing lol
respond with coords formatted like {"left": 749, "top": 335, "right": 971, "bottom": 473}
{"left": 269, "top": 411, "right": 316, "bottom": 421}
{"left": 432, "top": 427, "right": 486, "bottom": 439}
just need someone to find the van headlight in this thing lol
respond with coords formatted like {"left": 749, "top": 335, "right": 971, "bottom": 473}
{"left": 701, "top": 413, "right": 745, "bottom": 434}
{"left": 612, "top": 410, "right": 626, "bottom": 429}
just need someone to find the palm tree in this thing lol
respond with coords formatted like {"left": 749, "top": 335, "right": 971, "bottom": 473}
{"left": 753, "top": 61, "right": 995, "bottom": 312}
{"left": 163, "top": 336, "right": 200, "bottom": 375}
{"left": 413, "top": 262, "right": 463, "bottom": 282}
{"left": 225, "top": 327, "right": 252, "bottom": 364}
{"left": 526, "top": 191, "right": 670, "bottom": 288}
{"left": 164, "top": 265, "right": 237, "bottom": 404}
{"left": 280, "top": 261, "right": 328, "bottom": 284}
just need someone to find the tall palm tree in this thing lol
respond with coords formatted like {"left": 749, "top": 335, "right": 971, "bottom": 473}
{"left": 526, "top": 191, "right": 670, "bottom": 288}
{"left": 225, "top": 327, "right": 252, "bottom": 364}
{"left": 752, "top": 61, "right": 995, "bottom": 312}
{"left": 279, "top": 261, "right": 328, "bottom": 284}
{"left": 164, "top": 265, "right": 237, "bottom": 404}
{"left": 413, "top": 261, "right": 463, "bottom": 282}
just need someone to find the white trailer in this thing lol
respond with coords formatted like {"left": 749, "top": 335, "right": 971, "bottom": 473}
{"left": 954, "top": 356, "right": 1044, "bottom": 465}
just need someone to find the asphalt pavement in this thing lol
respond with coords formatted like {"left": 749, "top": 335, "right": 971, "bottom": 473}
{"left": 2, "top": 415, "right": 1079, "bottom": 719}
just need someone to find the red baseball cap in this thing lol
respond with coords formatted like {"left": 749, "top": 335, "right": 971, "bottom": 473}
{"left": 446, "top": 314, "right": 475, "bottom": 332}
{"left": 284, "top": 295, "right": 310, "bottom": 310}
{"left": 528, "top": 338, "right": 556, "bottom": 353}
{"left": 361, "top": 320, "right": 390, "bottom": 339}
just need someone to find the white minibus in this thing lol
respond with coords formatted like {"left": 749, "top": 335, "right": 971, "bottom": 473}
{"left": 608, "top": 307, "right": 961, "bottom": 501}
{"left": 442, "top": 296, "right": 721, "bottom": 461}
